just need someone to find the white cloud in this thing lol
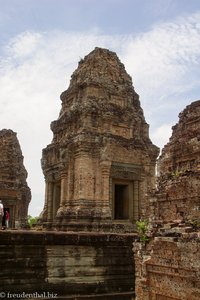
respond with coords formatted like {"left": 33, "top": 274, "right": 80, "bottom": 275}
{"left": 150, "top": 124, "right": 172, "bottom": 151}
{"left": 121, "top": 12, "right": 200, "bottom": 98}
{"left": 6, "top": 31, "right": 43, "bottom": 58}
{"left": 0, "top": 11, "right": 200, "bottom": 216}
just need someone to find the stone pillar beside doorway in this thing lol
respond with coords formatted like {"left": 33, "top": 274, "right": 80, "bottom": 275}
{"left": 47, "top": 181, "right": 53, "bottom": 224}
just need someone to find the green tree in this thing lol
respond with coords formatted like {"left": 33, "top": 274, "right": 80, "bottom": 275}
{"left": 28, "top": 215, "right": 39, "bottom": 228}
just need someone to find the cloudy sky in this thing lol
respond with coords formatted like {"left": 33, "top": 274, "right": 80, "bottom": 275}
{"left": 0, "top": 0, "right": 200, "bottom": 216}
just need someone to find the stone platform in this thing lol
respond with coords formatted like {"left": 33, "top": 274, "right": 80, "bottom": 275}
{"left": 0, "top": 230, "right": 136, "bottom": 299}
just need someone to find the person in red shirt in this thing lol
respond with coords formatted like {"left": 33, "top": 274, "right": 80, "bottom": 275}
{"left": 5, "top": 210, "right": 10, "bottom": 229}
{"left": 0, "top": 200, "right": 4, "bottom": 229}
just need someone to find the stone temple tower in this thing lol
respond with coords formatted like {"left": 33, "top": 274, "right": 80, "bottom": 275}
{"left": 0, "top": 129, "right": 31, "bottom": 228}
{"left": 40, "top": 47, "right": 159, "bottom": 232}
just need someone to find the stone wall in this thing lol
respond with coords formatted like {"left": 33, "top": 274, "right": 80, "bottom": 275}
{"left": 0, "top": 230, "right": 135, "bottom": 300}
{"left": 134, "top": 234, "right": 200, "bottom": 300}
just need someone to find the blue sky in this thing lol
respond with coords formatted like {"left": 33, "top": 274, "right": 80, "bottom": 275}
{"left": 0, "top": 0, "right": 200, "bottom": 216}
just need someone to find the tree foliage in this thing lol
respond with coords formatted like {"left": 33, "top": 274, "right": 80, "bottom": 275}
{"left": 28, "top": 215, "right": 38, "bottom": 228}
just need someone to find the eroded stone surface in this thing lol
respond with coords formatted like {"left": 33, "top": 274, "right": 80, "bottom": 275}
{"left": 134, "top": 234, "right": 200, "bottom": 300}
{"left": 135, "top": 100, "right": 200, "bottom": 300}
{"left": 0, "top": 129, "right": 31, "bottom": 228}
{"left": 40, "top": 47, "right": 158, "bottom": 232}
{"left": 155, "top": 100, "right": 200, "bottom": 224}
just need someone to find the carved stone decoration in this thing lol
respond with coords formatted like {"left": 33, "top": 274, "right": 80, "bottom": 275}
{"left": 40, "top": 47, "right": 159, "bottom": 232}
{"left": 0, "top": 129, "right": 31, "bottom": 228}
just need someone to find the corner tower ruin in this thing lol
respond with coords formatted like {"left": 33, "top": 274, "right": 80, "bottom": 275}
{"left": 40, "top": 47, "right": 159, "bottom": 232}
{"left": 0, "top": 129, "right": 31, "bottom": 228}
{"left": 156, "top": 100, "right": 200, "bottom": 223}
{"left": 134, "top": 101, "right": 200, "bottom": 300}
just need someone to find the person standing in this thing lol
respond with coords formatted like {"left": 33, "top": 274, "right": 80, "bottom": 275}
{"left": 0, "top": 200, "right": 4, "bottom": 229}
{"left": 5, "top": 210, "right": 10, "bottom": 229}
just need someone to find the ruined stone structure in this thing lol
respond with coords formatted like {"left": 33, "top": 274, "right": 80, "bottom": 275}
{"left": 40, "top": 47, "right": 159, "bottom": 232}
{"left": 155, "top": 100, "right": 200, "bottom": 224}
{"left": 0, "top": 49, "right": 199, "bottom": 300}
{"left": 0, "top": 129, "right": 31, "bottom": 228}
{"left": 134, "top": 235, "right": 200, "bottom": 300}
{"left": 0, "top": 231, "right": 135, "bottom": 300}
{"left": 135, "top": 100, "right": 200, "bottom": 300}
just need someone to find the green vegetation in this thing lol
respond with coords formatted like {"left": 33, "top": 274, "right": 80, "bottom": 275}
{"left": 28, "top": 215, "right": 39, "bottom": 228}
{"left": 136, "top": 219, "right": 150, "bottom": 243}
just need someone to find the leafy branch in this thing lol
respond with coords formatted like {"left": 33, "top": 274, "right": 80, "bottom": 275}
{"left": 136, "top": 219, "right": 150, "bottom": 243}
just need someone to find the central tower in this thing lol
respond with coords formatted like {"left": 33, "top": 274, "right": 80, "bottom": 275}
{"left": 40, "top": 47, "right": 159, "bottom": 232}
